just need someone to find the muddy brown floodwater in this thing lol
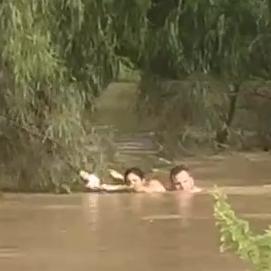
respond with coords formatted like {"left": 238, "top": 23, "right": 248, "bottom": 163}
{"left": 1, "top": 150, "right": 271, "bottom": 271}
{"left": 0, "top": 183, "right": 271, "bottom": 271}
{"left": 1, "top": 84, "right": 271, "bottom": 270}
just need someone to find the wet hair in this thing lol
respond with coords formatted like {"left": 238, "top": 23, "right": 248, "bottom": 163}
{"left": 169, "top": 164, "right": 189, "bottom": 184}
{"left": 124, "top": 167, "right": 145, "bottom": 184}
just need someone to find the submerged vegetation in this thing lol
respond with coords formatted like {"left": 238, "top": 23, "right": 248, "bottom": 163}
{"left": 0, "top": 0, "right": 271, "bottom": 191}
{"left": 213, "top": 191, "right": 271, "bottom": 271}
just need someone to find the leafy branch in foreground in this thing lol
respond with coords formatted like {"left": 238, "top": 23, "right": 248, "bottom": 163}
{"left": 138, "top": 0, "right": 271, "bottom": 149}
{"left": 213, "top": 191, "right": 271, "bottom": 271}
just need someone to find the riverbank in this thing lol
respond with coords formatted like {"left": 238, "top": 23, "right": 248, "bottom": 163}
{"left": 1, "top": 82, "right": 271, "bottom": 193}
{"left": 0, "top": 151, "right": 270, "bottom": 193}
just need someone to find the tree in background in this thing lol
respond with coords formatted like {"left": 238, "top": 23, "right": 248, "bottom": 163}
{"left": 1, "top": 0, "right": 271, "bottom": 191}
{"left": 137, "top": 0, "right": 271, "bottom": 148}
{"left": 0, "top": 0, "right": 149, "bottom": 191}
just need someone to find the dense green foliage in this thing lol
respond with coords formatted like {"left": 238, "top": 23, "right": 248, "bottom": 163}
{"left": 213, "top": 192, "right": 271, "bottom": 271}
{"left": 137, "top": 0, "right": 271, "bottom": 148}
{"left": 0, "top": 0, "right": 148, "bottom": 191}
{"left": 1, "top": 0, "right": 271, "bottom": 191}
{"left": 142, "top": 0, "right": 271, "bottom": 79}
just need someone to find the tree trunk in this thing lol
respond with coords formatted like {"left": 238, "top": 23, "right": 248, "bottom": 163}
{"left": 216, "top": 83, "right": 240, "bottom": 144}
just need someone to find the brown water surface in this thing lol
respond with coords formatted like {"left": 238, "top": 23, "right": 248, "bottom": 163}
{"left": 0, "top": 188, "right": 270, "bottom": 271}
{"left": 1, "top": 83, "right": 271, "bottom": 270}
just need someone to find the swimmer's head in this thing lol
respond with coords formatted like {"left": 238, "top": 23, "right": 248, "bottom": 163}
{"left": 170, "top": 164, "right": 194, "bottom": 191}
{"left": 124, "top": 167, "right": 145, "bottom": 186}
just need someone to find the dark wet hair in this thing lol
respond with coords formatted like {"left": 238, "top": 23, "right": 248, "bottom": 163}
{"left": 169, "top": 164, "right": 189, "bottom": 183}
{"left": 124, "top": 167, "right": 145, "bottom": 184}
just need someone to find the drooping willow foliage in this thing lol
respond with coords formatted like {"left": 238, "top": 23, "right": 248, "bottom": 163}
{"left": 141, "top": 0, "right": 271, "bottom": 79}
{"left": 138, "top": 0, "right": 271, "bottom": 145}
{"left": 0, "top": 0, "right": 150, "bottom": 191}
{"left": 0, "top": 0, "right": 148, "bottom": 138}
{"left": 1, "top": 0, "right": 271, "bottom": 191}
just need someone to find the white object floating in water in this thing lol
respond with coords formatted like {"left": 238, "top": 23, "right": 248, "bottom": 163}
{"left": 79, "top": 170, "right": 101, "bottom": 189}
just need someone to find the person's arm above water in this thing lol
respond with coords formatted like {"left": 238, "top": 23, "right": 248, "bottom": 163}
{"left": 108, "top": 169, "right": 124, "bottom": 181}
{"left": 80, "top": 170, "right": 132, "bottom": 192}
{"left": 100, "top": 184, "right": 133, "bottom": 192}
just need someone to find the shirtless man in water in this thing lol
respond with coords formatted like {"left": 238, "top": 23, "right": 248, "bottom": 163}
{"left": 169, "top": 164, "right": 202, "bottom": 193}
{"left": 80, "top": 164, "right": 201, "bottom": 193}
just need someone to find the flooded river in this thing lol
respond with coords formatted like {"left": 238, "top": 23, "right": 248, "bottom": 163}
{"left": 1, "top": 83, "right": 271, "bottom": 270}
{"left": 0, "top": 189, "right": 270, "bottom": 271}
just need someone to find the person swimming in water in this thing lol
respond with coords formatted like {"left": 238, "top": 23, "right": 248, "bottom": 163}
{"left": 169, "top": 164, "right": 202, "bottom": 193}
{"left": 123, "top": 167, "right": 166, "bottom": 193}
{"left": 79, "top": 170, "right": 131, "bottom": 192}
{"left": 80, "top": 164, "right": 202, "bottom": 193}
{"left": 80, "top": 167, "right": 165, "bottom": 193}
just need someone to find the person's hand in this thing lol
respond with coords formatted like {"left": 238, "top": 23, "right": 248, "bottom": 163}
{"left": 108, "top": 169, "right": 124, "bottom": 180}
{"left": 79, "top": 170, "right": 89, "bottom": 181}
{"left": 79, "top": 170, "right": 101, "bottom": 189}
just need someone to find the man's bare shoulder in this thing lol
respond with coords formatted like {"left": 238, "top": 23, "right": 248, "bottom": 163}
{"left": 148, "top": 179, "right": 166, "bottom": 192}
